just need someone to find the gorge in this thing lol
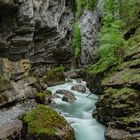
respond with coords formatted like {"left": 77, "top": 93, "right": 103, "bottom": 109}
{"left": 0, "top": 0, "right": 140, "bottom": 140}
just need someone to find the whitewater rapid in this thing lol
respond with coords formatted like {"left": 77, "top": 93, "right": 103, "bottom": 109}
{"left": 49, "top": 80, "right": 105, "bottom": 140}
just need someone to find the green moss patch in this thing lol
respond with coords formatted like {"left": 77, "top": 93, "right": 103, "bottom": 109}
{"left": 35, "top": 92, "right": 44, "bottom": 98}
{"left": 105, "top": 87, "right": 135, "bottom": 95}
{"left": 35, "top": 90, "right": 52, "bottom": 104}
{"left": 45, "top": 66, "right": 65, "bottom": 86}
{"left": 23, "top": 105, "right": 66, "bottom": 135}
{"left": 119, "top": 59, "right": 140, "bottom": 70}
{"left": 76, "top": 0, "right": 97, "bottom": 18}
{"left": 102, "top": 68, "right": 140, "bottom": 87}
{"left": 72, "top": 22, "right": 81, "bottom": 58}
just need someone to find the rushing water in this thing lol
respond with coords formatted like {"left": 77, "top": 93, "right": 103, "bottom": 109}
{"left": 49, "top": 80, "right": 105, "bottom": 140}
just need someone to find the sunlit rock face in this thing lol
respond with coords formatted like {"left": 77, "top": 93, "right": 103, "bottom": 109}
{"left": 30, "top": 0, "right": 74, "bottom": 68}
{"left": 78, "top": 0, "right": 103, "bottom": 66}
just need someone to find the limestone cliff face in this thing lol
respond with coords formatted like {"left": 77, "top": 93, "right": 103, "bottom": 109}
{"left": 0, "top": 0, "right": 74, "bottom": 67}
{"left": 0, "top": 0, "right": 74, "bottom": 107}
{"left": 78, "top": 0, "right": 103, "bottom": 66}
{"left": 30, "top": 0, "right": 74, "bottom": 69}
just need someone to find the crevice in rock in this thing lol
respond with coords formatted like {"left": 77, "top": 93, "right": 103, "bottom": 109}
{"left": 124, "top": 28, "right": 137, "bottom": 40}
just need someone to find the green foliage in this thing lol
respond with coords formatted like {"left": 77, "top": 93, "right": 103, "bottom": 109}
{"left": 32, "top": 76, "right": 38, "bottom": 83}
{"left": 35, "top": 92, "right": 44, "bottom": 98}
{"left": 121, "top": 0, "right": 140, "bottom": 29}
{"left": 45, "top": 89, "right": 52, "bottom": 95}
{"left": 72, "top": 22, "right": 81, "bottom": 58}
{"left": 46, "top": 66, "right": 64, "bottom": 81}
{"left": 105, "top": 87, "right": 135, "bottom": 95}
{"left": 51, "top": 66, "right": 64, "bottom": 73}
{"left": 125, "top": 28, "right": 140, "bottom": 55}
{"left": 44, "top": 66, "right": 65, "bottom": 86}
{"left": 88, "top": 19, "right": 126, "bottom": 75}
{"left": 23, "top": 105, "right": 66, "bottom": 135}
{"left": 88, "top": 0, "right": 140, "bottom": 76}
{"left": 76, "top": 0, "right": 97, "bottom": 18}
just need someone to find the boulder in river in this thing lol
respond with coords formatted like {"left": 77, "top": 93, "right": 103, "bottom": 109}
{"left": 22, "top": 105, "right": 75, "bottom": 140}
{"left": 44, "top": 67, "right": 66, "bottom": 87}
{"left": 62, "top": 93, "right": 77, "bottom": 103}
{"left": 71, "top": 84, "right": 86, "bottom": 93}
{"left": 55, "top": 90, "right": 77, "bottom": 103}
{"left": 35, "top": 90, "right": 52, "bottom": 105}
{"left": 66, "top": 70, "right": 81, "bottom": 79}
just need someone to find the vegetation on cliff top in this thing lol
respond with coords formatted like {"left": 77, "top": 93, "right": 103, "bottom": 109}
{"left": 72, "top": 0, "right": 97, "bottom": 58}
{"left": 72, "top": 22, "right": 81, "bottom": 58}
{"left": 88, "top": 0, "right": 140, "bottom": 76}
{"left": 76, "top": 0, "right": 97, "bottom": 18}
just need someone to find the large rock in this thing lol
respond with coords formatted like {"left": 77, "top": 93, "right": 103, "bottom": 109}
{"left": 0, "top": 101, "right": 37, "bottom": 140}
{"left": 30, "top": 0, "right": 74, "bottom": 71}
{"left": 0, "top": 0, "right": 74, "bottom": 105}
{"left": 45, "top": 67, "right": 66, "bottom": 86}
{"left": 78, "top": 0, "right": 103, "bottom": 66}
{"left": 0, "top": 0, "right": 74, "bottom": 68}
{"left": 35, "top": 90, "right": 52, "bottom": 104}
{"left": 78, "top": 10, "right": 99, "bottom": 65}
{"left": 105, "top": 127, "right": 133, "bottom": 140}
{"left": 71, "top": 84, "right": 86, "bottom": 93}
{"left": 22, "top": 105, "right": 75, "bottom": 140}
{"left": 55, "top": 89, "right": 76, "bottom": 103}
{"left": 66, "top": 70, "right": 81, "bottom": 79}
{"left": 91, "top": 47, "right": 140, "bottom": 139}
{"left": 102, "top": 68, "right": 140, "bottom": 90}
{"left": 0, "top": 76, "right": 36, "bottom": 107}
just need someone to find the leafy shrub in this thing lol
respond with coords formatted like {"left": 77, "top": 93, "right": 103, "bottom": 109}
{"left": 88, "top": 18, "right": 126, "bottom": 75}
{"left": 72, "top": 22, "right": 81, "bottom": 58}
{"left": 76, "top": 0, "right": 97, "bottom": 18}
{"left": 88, "top": 0, "right": 140, "bottom": 76}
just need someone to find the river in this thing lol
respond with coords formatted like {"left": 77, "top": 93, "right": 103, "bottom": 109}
{"left": 49, "top": 79, "right": 105, "bottom": 140}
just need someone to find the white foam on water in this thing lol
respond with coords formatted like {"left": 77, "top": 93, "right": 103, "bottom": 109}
{"left": 49, "top": 79, "right": 105, "bottom": 140}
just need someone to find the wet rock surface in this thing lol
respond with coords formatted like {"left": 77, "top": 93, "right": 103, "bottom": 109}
{"left": 91, "top": 51, "right": 140, "bottom": 139}
{"left": 55, "top": 89, "right": 76, "bottom": 103}
{"left": 78, "top": 0, "right": 103, "bottom": 66}
{"left": 71, "top": 84, "right": 86, "bottom": 93}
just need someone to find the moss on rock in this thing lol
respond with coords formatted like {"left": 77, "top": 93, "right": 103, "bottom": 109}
{"left": 35, "top": 90, "right": 52, "bottom": 104}
{"left": 23, "top": 105, "right": 75, "bottom": 140}
{"left": 102, "top": 68, "right": 140, "bottom": 89}
{"left": 105, "top": 87, "right": 135, "bottom": 95}
{"left": 45, "top": 66, "right": 65, "bottom": 86}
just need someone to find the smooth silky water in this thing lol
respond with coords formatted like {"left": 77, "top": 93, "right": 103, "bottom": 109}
{"left": 49, "top": 80, "right": 105, "bottom": 140}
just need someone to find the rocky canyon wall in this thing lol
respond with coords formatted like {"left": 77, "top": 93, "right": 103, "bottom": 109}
{"left": 78, "top": 0, "right": 103, "bottom": 66}
{"left": 0, "top": 0, "right": 74, "bottom": 107}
